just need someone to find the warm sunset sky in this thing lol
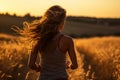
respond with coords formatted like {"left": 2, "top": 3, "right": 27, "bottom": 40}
{"left": 0, "top": 0, "right": 120, "bottom": 18}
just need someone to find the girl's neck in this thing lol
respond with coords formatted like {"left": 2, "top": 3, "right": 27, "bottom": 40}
{"left": 52, "top": 32, "right": 61, "bottom": 40}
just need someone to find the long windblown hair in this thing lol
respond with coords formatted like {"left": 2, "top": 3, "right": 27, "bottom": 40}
{"left": 13, "top": 5, "right": 66, "bottom": 53}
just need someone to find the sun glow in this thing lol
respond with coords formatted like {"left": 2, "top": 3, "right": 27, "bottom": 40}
{"left": 0, "top": 0, "right": 120, "bottom": 18}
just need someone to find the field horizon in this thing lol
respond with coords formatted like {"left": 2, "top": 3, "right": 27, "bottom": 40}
{"left": 0, "top": 13, "right": 120, "bottom": 38}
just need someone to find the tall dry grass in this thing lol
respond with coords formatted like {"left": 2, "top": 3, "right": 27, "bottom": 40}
{"left": 74, "top": 36, "right": 120, "bottom": 80}
{"left": 0, "top": 34, "right": 120, "bottom": 80}
{"left": 0, "top": 34, "right": 29, "bottom": 80}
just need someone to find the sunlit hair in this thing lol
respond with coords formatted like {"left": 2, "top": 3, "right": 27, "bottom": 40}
{"left": 13, "top": 5, "right": 66, "bottom": 53}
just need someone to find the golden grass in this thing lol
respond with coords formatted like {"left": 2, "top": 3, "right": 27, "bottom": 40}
{"left": 74, "top": 36, "right": 120, "bottom": 80}
{"left": 0, "top": 34, "right": 120, "bottom": 80}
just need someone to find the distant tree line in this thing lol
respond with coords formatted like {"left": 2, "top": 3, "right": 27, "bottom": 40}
{"left": 66, "top": 16, "right": 120, "bottom": 26}
{"left": 0, "top": 12, "right": 40, "bottom": 21}
{"left": 0, "top": 12, "right": 120, "bottom": 26}
{"left": 67, "top": 16, "right": 120, "bottom": 26}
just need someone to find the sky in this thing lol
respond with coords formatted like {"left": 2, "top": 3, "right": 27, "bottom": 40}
{"left": 0, "top": 0, "right": 120, "bottom": 18}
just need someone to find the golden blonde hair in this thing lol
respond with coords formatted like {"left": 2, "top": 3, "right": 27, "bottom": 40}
{"left": 14, "top": 5, "right": 66, "bottom": 53}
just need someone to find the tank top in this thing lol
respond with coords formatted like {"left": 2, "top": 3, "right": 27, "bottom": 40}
{"left": 38, "top": 33, "right": 68, "bottom": 80}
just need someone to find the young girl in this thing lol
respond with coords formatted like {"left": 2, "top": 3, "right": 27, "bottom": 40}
{"left": 19, "top": 5, "right": 78, "bottom": 80}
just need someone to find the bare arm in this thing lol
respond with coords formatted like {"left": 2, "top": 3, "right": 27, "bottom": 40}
{"left": 67, "top": 38, "right": 78, "bottom": 69}
{"left": 28, "top": 41, "right": 41, "bottom": 72}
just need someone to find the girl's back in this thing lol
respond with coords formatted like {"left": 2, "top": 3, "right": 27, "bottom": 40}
{"left": 39, "top": 34, "right": 68, "bottom": 80}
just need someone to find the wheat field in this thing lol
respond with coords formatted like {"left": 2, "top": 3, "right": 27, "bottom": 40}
{"left": 0, "top": 34, "right": 120, "bottom": 80}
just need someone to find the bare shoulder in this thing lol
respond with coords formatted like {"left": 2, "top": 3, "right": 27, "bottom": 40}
{"left": 59, "top": 34, "right": 74, "bottom": 52}
{"left": 62, "top": 35, "right": 73, "bottom": 44}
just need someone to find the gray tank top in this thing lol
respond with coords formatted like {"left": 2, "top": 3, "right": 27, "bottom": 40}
{"left": 38, "top": 34, "right": 68, "bottom": 80}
